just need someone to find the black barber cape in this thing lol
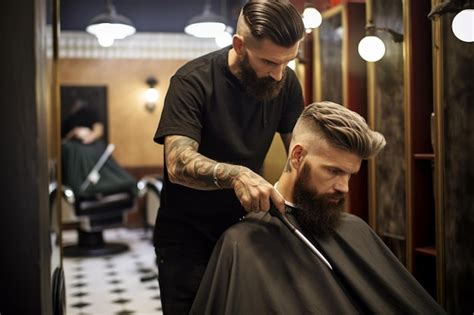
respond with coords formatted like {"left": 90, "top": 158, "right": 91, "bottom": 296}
{"left": 190, "top": 211, "right": 445, "bottom": 314}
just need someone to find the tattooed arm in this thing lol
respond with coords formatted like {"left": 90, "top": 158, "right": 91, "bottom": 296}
{"left": 164, "top": 135, "right": 285, "bottom": 213}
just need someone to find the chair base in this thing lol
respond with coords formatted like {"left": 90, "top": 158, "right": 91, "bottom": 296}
{"left": 63, "top": 229, "right": 129, "bottom": 257}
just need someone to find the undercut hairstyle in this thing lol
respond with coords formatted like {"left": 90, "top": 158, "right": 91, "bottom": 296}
{"left": 238, "top": 0, "right": 305, "bottom": 47}
{"left": 296, "top": 101, "right": 386, "bottom": 159}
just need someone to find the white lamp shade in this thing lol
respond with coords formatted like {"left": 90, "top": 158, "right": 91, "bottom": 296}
{"left": 86, "top": 22, "right": 136, "bottom": 40}
{"left": 303, "top": 7, "right": 322, "bottom": 29}
{"left": 358, "top": 35, "right": 386, "bottom": 62}
{"left": 452, "top": 9, "right": 474, "bottom": 42}
{"left": 185, "top": 21, "right": 226, "bottom": 38}
{"left": 184, "top": 4, "right": 228, "bottom": 38}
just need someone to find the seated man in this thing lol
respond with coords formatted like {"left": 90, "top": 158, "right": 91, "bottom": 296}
{"left": 191, "top": 101, "right": 445, "bottom": 314}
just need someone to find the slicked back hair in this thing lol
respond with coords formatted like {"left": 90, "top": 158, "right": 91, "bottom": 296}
{"left": 297, "top": 101, "right": 386, "bottom": 159}
{"left": 240, "top": 0, "right": 305, "bottom": 47}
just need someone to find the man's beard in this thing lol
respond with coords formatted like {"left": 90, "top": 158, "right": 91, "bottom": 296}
{"left": 293, "top": 163, "right": 346, "bottom": 238}
{"left": 238, "top": 53, "right": 286, "bottom": 102}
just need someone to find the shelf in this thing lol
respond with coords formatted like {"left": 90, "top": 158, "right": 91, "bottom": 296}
{"left": 415, "top": 246, "right": 437, "bottom": 256}
{"left": 414, "top": 153, "right": 435, "bottom": 160}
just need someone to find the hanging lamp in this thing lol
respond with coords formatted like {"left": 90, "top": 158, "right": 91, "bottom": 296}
{"left": 86, "top": 0, "right": 136, "bottom": 47}
{"left": 184, "top": 1, "right": 227, "bottom": 38}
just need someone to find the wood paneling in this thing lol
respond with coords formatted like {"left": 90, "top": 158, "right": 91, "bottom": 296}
{"left": 440, "top": 12, "right": 474, "bottom": 314}
{"left": 372, "top": 0, "right": 406, "bottom": 263}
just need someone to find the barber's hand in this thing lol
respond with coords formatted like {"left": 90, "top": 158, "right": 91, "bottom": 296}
{"left": 232, "top": 167, "right": 285, "bottom": 214}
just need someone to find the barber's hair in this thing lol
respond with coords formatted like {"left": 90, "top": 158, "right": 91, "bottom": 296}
{"left": 238, "top": 0, "right": 305, "bottom": 47}
{"left": 297, "top": 101, "right": 386, "bottom": 159}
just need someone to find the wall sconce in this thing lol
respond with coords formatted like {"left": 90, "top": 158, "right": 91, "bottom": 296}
{"left": 302, "top": 5, "right": 322, "bottom": 33}
{"left": 144, "top": 77, "right": 159, "bottom": 113}
{"left": 358, "top": 23, "right": 404, "bottom": 62}
{"left": 428, "top": 0, "right": 474, "bottom": 42}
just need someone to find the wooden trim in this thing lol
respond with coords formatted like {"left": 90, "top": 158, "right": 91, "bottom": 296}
{"left": 313, "top": 27, "right": 321, "bottom": 101}
{"left": 403, "top": 0, "right": 414, "bottom": 273}
{"left": 52, "top": 0, "right": 63, "bottom": 264}
{"left": 341, "top": 6, "right": 348, "bottom": 106}
{"left": 366, "top": 0, "right": 377, "bottom": 231}
{"left": 431, "top": 0, "right": 445, "bottom": 305}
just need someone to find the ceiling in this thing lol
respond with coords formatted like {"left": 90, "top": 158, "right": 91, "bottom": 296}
{"left": 57, "top": 0, "right": 247, "bottom": 34}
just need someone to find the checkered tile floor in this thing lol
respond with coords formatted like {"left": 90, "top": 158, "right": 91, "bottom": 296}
{"left": 62, "top": 228, "right": 163, "bottom": 315}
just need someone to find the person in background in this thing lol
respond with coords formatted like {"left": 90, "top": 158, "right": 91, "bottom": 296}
{"left": 61, "top": 99, "right": 104, "bottom": 145}
{"left": 191, "top": 101, "right": 446, "bottom": 314}
{"left": 152, "top": 0, "right": 305, "bottom": 313}
{"left": 61, "top": 99, "right": 137, "bottom": 198}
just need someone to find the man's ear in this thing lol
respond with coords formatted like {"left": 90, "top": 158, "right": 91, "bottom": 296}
{"left": 233, "top": 35, "right": 244, "bottom": 56}
{"left": 290, "top": 144, "right": 305, "bottom": 170}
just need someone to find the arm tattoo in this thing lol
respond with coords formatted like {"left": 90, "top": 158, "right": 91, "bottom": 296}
{"left": 164, "top": 135, "right": 242, "bottom": 190}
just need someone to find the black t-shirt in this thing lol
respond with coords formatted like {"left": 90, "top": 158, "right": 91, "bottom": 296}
{"left": 153, "top": 46, "right": 303, "bottom": 252}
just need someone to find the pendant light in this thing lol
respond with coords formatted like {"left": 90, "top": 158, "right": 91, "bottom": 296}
{"left": 86, "top": 0, "right": 136, "bottom": 47}
{"left": 185, "top": 1, "right": 227, "bottom": 38}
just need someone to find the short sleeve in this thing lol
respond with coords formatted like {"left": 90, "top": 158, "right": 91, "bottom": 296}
{"left": 154, "top": 75, "right": 205, "bottom": 144}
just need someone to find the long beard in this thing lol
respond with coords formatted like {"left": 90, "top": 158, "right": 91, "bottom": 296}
{"left": 238, "top": 53, "right": 286, "bottom": 102}
{"left": 293, "top": 163, "right": 345, "bottom": 238}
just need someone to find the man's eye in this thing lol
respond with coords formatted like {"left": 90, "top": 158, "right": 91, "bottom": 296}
{"left": 329, "top": 168, "right": 341, "bottom": 175}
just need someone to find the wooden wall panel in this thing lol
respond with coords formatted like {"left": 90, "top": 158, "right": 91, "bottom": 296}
{"left": 441, "top": 13, "right": 474, "bottom": 314}
{"left": 373, "top": 0, "right": 406, "bottom": 262}
{"left": 319, "top": 11, "right": 343, "bottom": 104}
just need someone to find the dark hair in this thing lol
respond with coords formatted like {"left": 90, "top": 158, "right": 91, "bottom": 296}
{"left": 242, "top": 0, "right": 305, "bottom": 47}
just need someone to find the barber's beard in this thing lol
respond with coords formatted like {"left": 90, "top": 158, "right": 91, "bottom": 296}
{"left": 293, "top": 163, "right": 346, "bottom": 238}
{"left": 238, "top": 53, "right": 286, "bottom": 102}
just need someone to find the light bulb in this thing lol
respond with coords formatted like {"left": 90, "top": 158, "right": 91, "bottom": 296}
{"left": 145, "top": 88, "right": 159, "bottom": 104}
{"left": 303, "top": 7, "right": 322, "bottom": 30}
{"left": 358, "top": 35, "right": 386, "bottom": 62}
{"left": 97, "top": 35, "right": 114, "bottom": 47}
{"left": 452, "top": 9, "right": 474, "bottom": 42}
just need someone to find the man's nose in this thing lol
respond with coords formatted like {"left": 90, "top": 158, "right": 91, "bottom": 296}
{"left": 334, "top": 175, "right": 350, "bottom": 194}
{"left": 269, "top": 64, "right": 285, "bottom": 81}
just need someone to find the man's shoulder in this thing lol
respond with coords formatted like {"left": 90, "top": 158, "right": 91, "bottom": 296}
{"left": 221, "top": 212, "right": 279, "bottom": 242}
{"left": 175, "top": 47, "right": 227, "bottom": 78}
{"left": 332, "top": 212, "right": 378, "bottom": 241}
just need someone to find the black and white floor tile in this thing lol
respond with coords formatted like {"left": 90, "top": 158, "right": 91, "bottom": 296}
{"left": 63, "top": 228, "right": 163, "bottom": 315}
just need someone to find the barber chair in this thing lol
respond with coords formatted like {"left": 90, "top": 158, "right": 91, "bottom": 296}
{"left": 136, "top": 176, "right": 163, "bottom": 282}
{"left": 62, "top": 188, "right": 136, "bottom": 257}
{"left": 137, "top": 176, "right": 163, "bottom": 233}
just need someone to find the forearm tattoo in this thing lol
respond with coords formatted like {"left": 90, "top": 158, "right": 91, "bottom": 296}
{"left": 164, "top": 135, "right": 241, "bottom": 190}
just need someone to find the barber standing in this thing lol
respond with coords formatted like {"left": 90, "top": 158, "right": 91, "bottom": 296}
{"left": 153, "top": 0, "right": 305, "bottom": 313}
